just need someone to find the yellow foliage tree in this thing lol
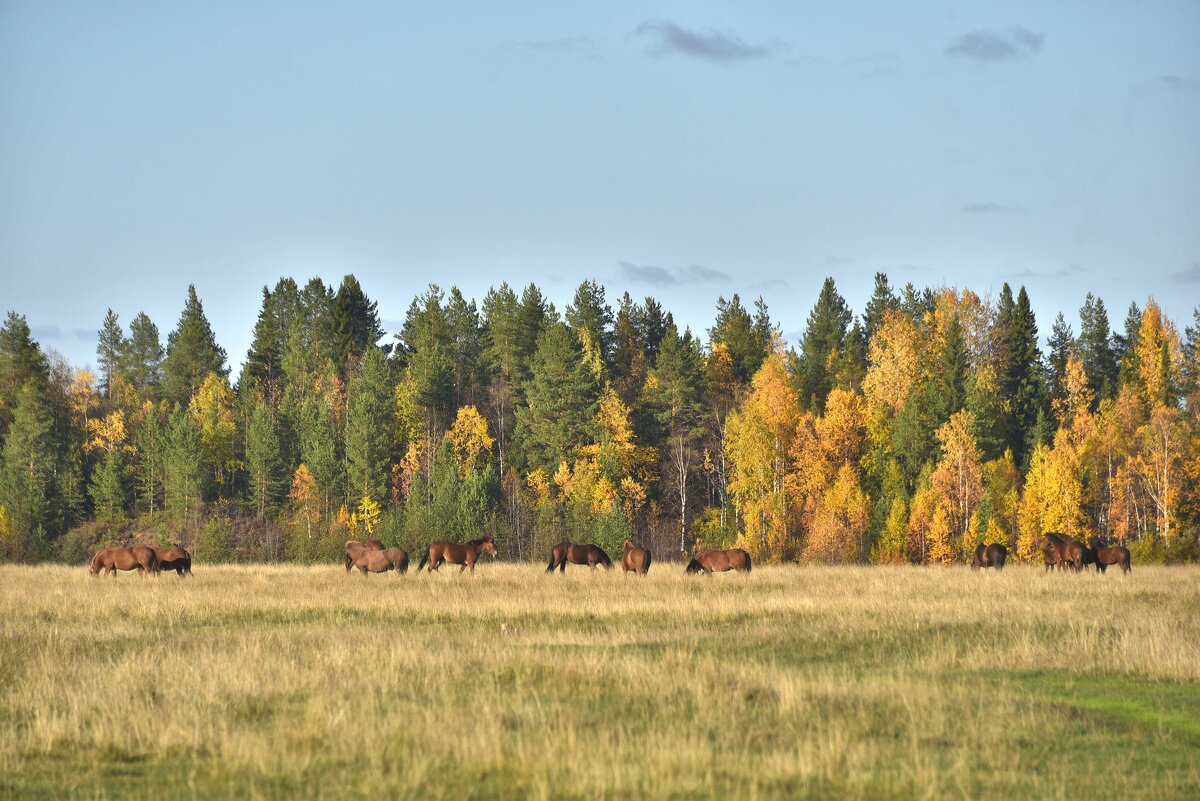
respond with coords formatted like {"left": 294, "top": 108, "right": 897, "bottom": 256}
{"left": 356, "top": 495, "right": 381, "bottom": 537}
{"left": 85, "top": 409, "right": 128, "bottom": 455}
{"left": 188, "top": 372, "right": 238, "bottom": 488}
{"left": 805, "top": 463, "right": 869, "bottom": 563}
{"left": 290, "top": 464, "right": 319, "bottom": 540}
{"left": 1134, "top": 403, "right": 1184, "bottom": 537}
{"left": 446, "top": 405, "right": 494, "bottom": 478}
{"left": 930, "top": 409, "right": 983, "bottom": 555}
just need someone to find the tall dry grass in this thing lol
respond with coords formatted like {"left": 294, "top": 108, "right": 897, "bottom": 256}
{"left": 1, "top": 563, "right": 1198, "bottom": 799}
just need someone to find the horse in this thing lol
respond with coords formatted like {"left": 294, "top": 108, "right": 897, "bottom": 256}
{"left": 1090, "top": 537, "right": 1132, "bottom": 574}
{"left": 685, "top": 548, "right": 751, "bottom": 575}
{"left": 417, "top": 536, "right": 497, "bottom": 575}
{"left": 344, "top": 539, "right": 384, "bottom": 573}
{"left": 545, "top": 542, "right": 612, "bottom": 573}
{"left": 352, "top": 547, "right": 409, "bottom": 576}
{"left": 1043, "top": 532, "right": 1084, "bottom": 572}
{"left": 89, "top": 546, "right": 158, "bottom": 578}
{"left": 151, "top": 546, "right": 192, "bottom": 577}
{"left": 970, "top": 543, "right": 1007, "bottom": 570}
{"left": 621, "top": 539, "right": 651, "bottom": 576}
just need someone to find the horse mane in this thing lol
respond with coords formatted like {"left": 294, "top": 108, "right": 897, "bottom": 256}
{"left": 466, "top": 536, "right": 493, "bottom": 547}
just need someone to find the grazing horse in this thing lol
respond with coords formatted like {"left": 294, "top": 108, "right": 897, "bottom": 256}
{"left": 545, "top": 542, "right": 612, "bottom": 573}
{"left": 685, "top": 548, "right": 752, "bottom": 575}
{"left": 1090, "top": 537, "right": 1132, "bottom": 574}
{"left": 621, "top": 539, "right": 651, "bottom": 576}
{"left": 344, "top": 539, "right": 384, "bottom": 573}
{"left": 970, "top": 543, "right": 1007, "bottom": 570}
{"left": 353, "top": 547, "right": 409, "bottom": 576}
{"left": 417, "top": 536, "right": 497, "bottom": 575}
{"left": 151, "top": 546, "right": 193, "bottom": 577}
{"left": 89, "top": 546, "right": 158, "bottom": 578}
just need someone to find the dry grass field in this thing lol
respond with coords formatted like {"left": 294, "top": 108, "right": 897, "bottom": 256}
{"left": 1, "top": 562, "right": 1198, "bottom": 800}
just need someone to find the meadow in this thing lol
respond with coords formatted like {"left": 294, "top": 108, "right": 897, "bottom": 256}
{"left": 1, "top": 562, "right": 1198, "bottom": 800}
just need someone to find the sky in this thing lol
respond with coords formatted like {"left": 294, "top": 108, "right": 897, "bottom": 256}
{"left": 2, "top": 1, "right": 1198, "bottom": 375}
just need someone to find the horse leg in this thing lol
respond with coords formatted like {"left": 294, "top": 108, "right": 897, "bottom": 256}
{"left": 460, "top": 562, "right": 468, "bottom": 575}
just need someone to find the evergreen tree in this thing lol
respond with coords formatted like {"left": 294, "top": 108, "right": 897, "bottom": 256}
{"left": 632, "top": 296, "right": 671, "bottom": 364}
{"left": 162, "top": 285, "right": 228, "bottom": 405}
{"left": 612, "top": 293, "right": 649, "bottom": 409}
{"left": 863, "top": 272, "right": 899, "bottom": 344}
{"left": 1183, "top": 305, "right": 1200, "bottom": 396}
{"left": 332, "top": 274, "right": 385, "bottom": 372}
{"left": 517, "top": 283, "right": 552, "bottom": 364}
{"left": 1046, "top": 312, "right": 1075, "bottom": 410}
{"left": 794, "top": 277, "right": 852, "bottom": 411}
{"left": 89, "top": 449, "right": 127, "bottom": 523}
{"left": 998, "top": 286, "right": 1043, "bottom": 466}
{"left": 0, "top": 311, "right": 50, "bottom": 436}
{"left": 123, "top": 312, "right": 164, "bottom": 393}
{"left": 134, "top": 408, "right": 164, "bottom": 516}
{"left": 1115, "top": 301, "right": 1142, "bottom": 389}
{"left": 446, "top": 286, "right": 485, "bottom": 410}
{"left": 401, "top": 285, "right": 455, "bottom": 434}
{"left": 162, "top": 404, "right": 203, "bottom": 524}
{"left": 96, "top": 309, "right": 126, "bottom": 399}
{"left": 935, "top": 313, "right": 968, "bottom": 421}
{"left": 481, "top": 283, "right": 523, "bottom": 476}
{"left": 345, "top": 346, "right": 393, "bottom": 504}
{"left": 513, "top": 323, "right": 599, "bottom": 474}
{"left": 246, "top": 402, "right": 285, "bottom": 518}
{"left": 299, "top": 395, "right": 342, "bottom": 518}
{"left": 1078, "top": 293, "right": 1117, "bottom": 404}
{"left": 708, "top": 294, "right": 770, "bottom": 385}
{"left": 0, "top": 384, "right": 55, "bottom": 557}
{"left": 565, "top": 280, "right": 614, "bottom": 377}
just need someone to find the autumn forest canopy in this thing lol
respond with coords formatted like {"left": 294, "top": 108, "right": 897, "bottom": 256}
{"left": 1, "top": 274, "right": 1199, "bottom": 565}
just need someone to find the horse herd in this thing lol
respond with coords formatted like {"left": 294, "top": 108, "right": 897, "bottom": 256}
{"left": 86, "top": 533, "right": 1132, "bottom": 579}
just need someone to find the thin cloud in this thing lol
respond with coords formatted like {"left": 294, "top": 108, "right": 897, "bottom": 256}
{"left": 31, "top": 324, "right": 63, "bottom": 340}
{"left": 635, "top": 20, "right": 775, "bottom": 63}
{"left": 1160, "top": 74, "right": 1199, "bottom": 91}
{"left": 1172, "top": 262, "right": 1200, "bottom": 284}
{"left": 963, "top": 201, "right": 1024, "bottom": 214}
{"left": 748, "top": 278, "right": 789, "bottom": 292}
{"left": 619, "top": 262, "right": 731, "bottom": 286}
{"left": 503, "top": 37, "right": 593, "bottom": 54}
{"left": 945, "top": 27, "right": 1043, "bottom": 62}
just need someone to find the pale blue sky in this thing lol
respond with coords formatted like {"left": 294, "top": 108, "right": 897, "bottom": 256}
{"left": 2, "top": 1, "right": 1198, "bottom": 372}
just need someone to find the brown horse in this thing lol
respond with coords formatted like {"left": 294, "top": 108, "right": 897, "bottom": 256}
{"left": 89, "top": 546, "right": 158, "bottom": 578}
{"left": 546, "top": 542, "right": 612, "bottom": 573}
{"left": 970, "top": 543, "right": 1007, "bottom": 570}
{"left": 151, "top": 546, "right": 192, "bottom": 577}
{"left": 417, "top": 536, "right": 497, "bottom": 574}
{"left": 344, "top": 539, "right": 384, "bottom": 573}
{"left": 353, "top": 547, "right": 410, "bottom": 576}
{"left": 685, "top": 548, "right": 751, "bottom": 575}
{"left": 1043, "top": 532, "right": 1084, "bottom": 572}
{"left": 621, "top": 539, "right": 651, "bottom": 576}
{"left": 1090, "top": 537, "right": 1132, "bottom": 574}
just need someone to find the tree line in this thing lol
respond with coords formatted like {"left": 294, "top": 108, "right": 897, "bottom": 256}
{"left": 1, "top": 273, "right": 1198, "bottom": 564}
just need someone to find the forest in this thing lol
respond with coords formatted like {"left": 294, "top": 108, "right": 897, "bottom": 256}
{"left": 1, "top": 274, "right": 1198, "bottom": 565}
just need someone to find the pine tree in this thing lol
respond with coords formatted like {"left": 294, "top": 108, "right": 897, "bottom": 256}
{"left": 162, "top": 285, "right": 228, "bottom": 405}
{"left": 89, "top": 449, "right": 127, "bottom": 523}
{"left": 0, "top": 312, "right": 50, "bottom": 436}
{"left": 1115, "top": 301, "right": 1142, "bottom": 388}
{"left": 513, "top": 323, "right": 599, "bottom": 475}
{"left": 123, "top": 312, "right": 164, "bottom": 393}
{"left": 345, "top": 346, "right": 393, "bottom": 504}
{"left": 1046, "top": 312, "right": 1075, "bottom": 412}
{"left": 565, "top": 280, "right": 614, "bottom": 378}
{"left": 709, "top": 294, "right": 770, "bottom": 385}
{"left": 401, "top": 285, "right": 455, "bottom": 434}
{"left": 794, "top": 278, "right": 852, "bottom": 412}
{"left": 1078, "top": 294, "right": 1117, "bottom": 405}
{"left": 446, "top": 286, "right": 485, "bottom": 410}
{"left": 0, "top": 384, "right": 55, "bottom": 557}
{"left": 246, "top": 402, "right": 284, "bottom": 518}
{"left": 332, "top": 274, "right": 385, "bottom": 372}
{"left": 1000, "top": 286, "right": 1044, "bottom": 466}
{"left": 863, "top": 272, "right": 899, "bottom": 344}
{"left": 299, "top": 395, "right": 341, "bottom": 518}
{"left": 96, "top": 309, "right": 126, "bottom": 399}
{"left": 162, "top": 404, "right": 203, "bottom": 524}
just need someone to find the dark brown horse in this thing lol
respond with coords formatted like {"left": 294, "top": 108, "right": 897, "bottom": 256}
{"left": 353, "top": 547, "right": 410, "bottom": 576}
{"left": 89, "top": 546, "right": 158, "bottom": 577}
{"left": 1090, "top": 537, "right": 1132, "bottom": 574}
{"left": 417, "top": 536, "right": 497, "bottom": 574}
{"left": 151, "top": 546, "right": 192, "bottom": 577}
{"left": 621, "top": 539, "right": 651, "bottom": 576}
{"left": 344, "top": 539, "right": 384, "bottom": 573}
{"left": 970, "top": 543, "right": 1007, "bottom": 570}
{"left": 685, "top": 548, "right": 751, "bottom": 575}
{"left": 546, "top": 542, "right": 612, "bottom": 573}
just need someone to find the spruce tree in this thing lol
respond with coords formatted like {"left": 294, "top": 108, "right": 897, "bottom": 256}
{"left": 345, "top": 347, "right": 393, "bottom": 504}
{"left": 446, "top": 286, "right": 484, "bottom": 410}
{"left": 162, "top": 404, "right": 203, "bottom": 524}
{"left": 513, "top": 323, "right": 598, "bottom": 474}
{"left": 162, "top": 285, "right": 228, "bottom": 405}
{"left": 89, "top": 449, "right": 127, "bottom": 523}
{"left": 1078, "top": 293, "right": 1117, "bottom": 404}
{"left": 135, "top": 408, "right": 164, "bottom": 516}
{"left": 1046, "top": 312, "right": 1075, "bottom": 410}
{"left": 0, "top": 311, "right": 50, "bottom": 436}
{"left": 565, "top": 280, "right": 614, "bottom": 378}
{"left": 0, "top": 384, "right": 55, "bottom": 557}
{"left": 708, "top": 294, "right": 769, "bottom": 385}
{"left": 300, "top": 395, "right": 342, "bottom": 518}
{"left": 123, "top": 312, "right": 164, "bottom": 393}
{"left": 863, "top": 272, "right": 899, "bottom": 343}
{"left": 795, "top": 277, "right": 852, "bottom": 412}
{"left": 246, "top": 402, "right": 284, "bottom": 518}
{"left": 1000, "top": 287, "right": 1044, "bottom": 466}
{"left": 96, "top": 309, "right": 126, "bottom": 399}
{"left": 332, "top": 274, "right": 385, "bottom": 372}
{"left": 401, "top": 285, "right": 454, "bottom": 433}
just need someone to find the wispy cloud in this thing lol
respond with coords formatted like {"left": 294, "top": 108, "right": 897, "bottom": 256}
{"left": 1160, "top": 74, "right": 1199, "bottom": 91}
{"left": 1171, "top": 262, "right": 1200, "bottom": 284}
{"left": 1009, "top": 263, "right": 1082, "bottom": 279}
{"left": 748, "top": 278, "right": 789, "bottom": 292}
{"left": 503, "top": 37, "right": 593, "bottom": 54}
{"left": 619, "top": 261, "right": 731, "bottom": 286}
{"left": 29, "top": 324, "right": 92, "bottom": 342}
{"left": 945, "top": 27, "right": 1043, "bottom": 62}
{"left": 963, "top": 201, "right": 1024, "bottom": 214}
{"left": 635, "top": 20, "right": 777, "bottom": 63}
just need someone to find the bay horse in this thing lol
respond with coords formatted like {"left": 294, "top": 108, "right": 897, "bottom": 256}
{"left": 970, "top": 543, "right": 1007, "bottom": 570}
{"left": 344, "top": 539, "right": 384, "bottom": 573}
{"left": 89, "top": 546, "right": 158, "bottom": 578}
{"left": 151, "top": 545, "right": 193, "bottom": 577}
{"left": 353, "top": 547, "right": 409, "bottom": 576}
{"left": 621, "top": 539, "right": 651, "bottom": 576}
{"left": 1090, "top": 537, "right": 1132, "bottom": 574}
{"left": 1043, "top": 532, "right": 1083, "bottom": 572}
{"left": 417, "top": 536, "right": 497, "bottom": 574}
{"left": 545, "top": 542, "right": 612, "bottom": 573}
{"left": 685, "top": 548, "right": 751, "bottom": 575}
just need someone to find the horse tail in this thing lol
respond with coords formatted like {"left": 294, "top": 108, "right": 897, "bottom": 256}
{"left": 744, "top": 553, "right": 752, "bottom": 573}
{"left": 685, "top": 558, "right": 701, "bottom": 574}
{"left": 545, "top": 553, "right": 557, "bottom": 573}
{"left": 417, "top": 548, "right": 430, "bottom": 574}
{"left": 643, "top": 550, "right": 651, "bottom": 574}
